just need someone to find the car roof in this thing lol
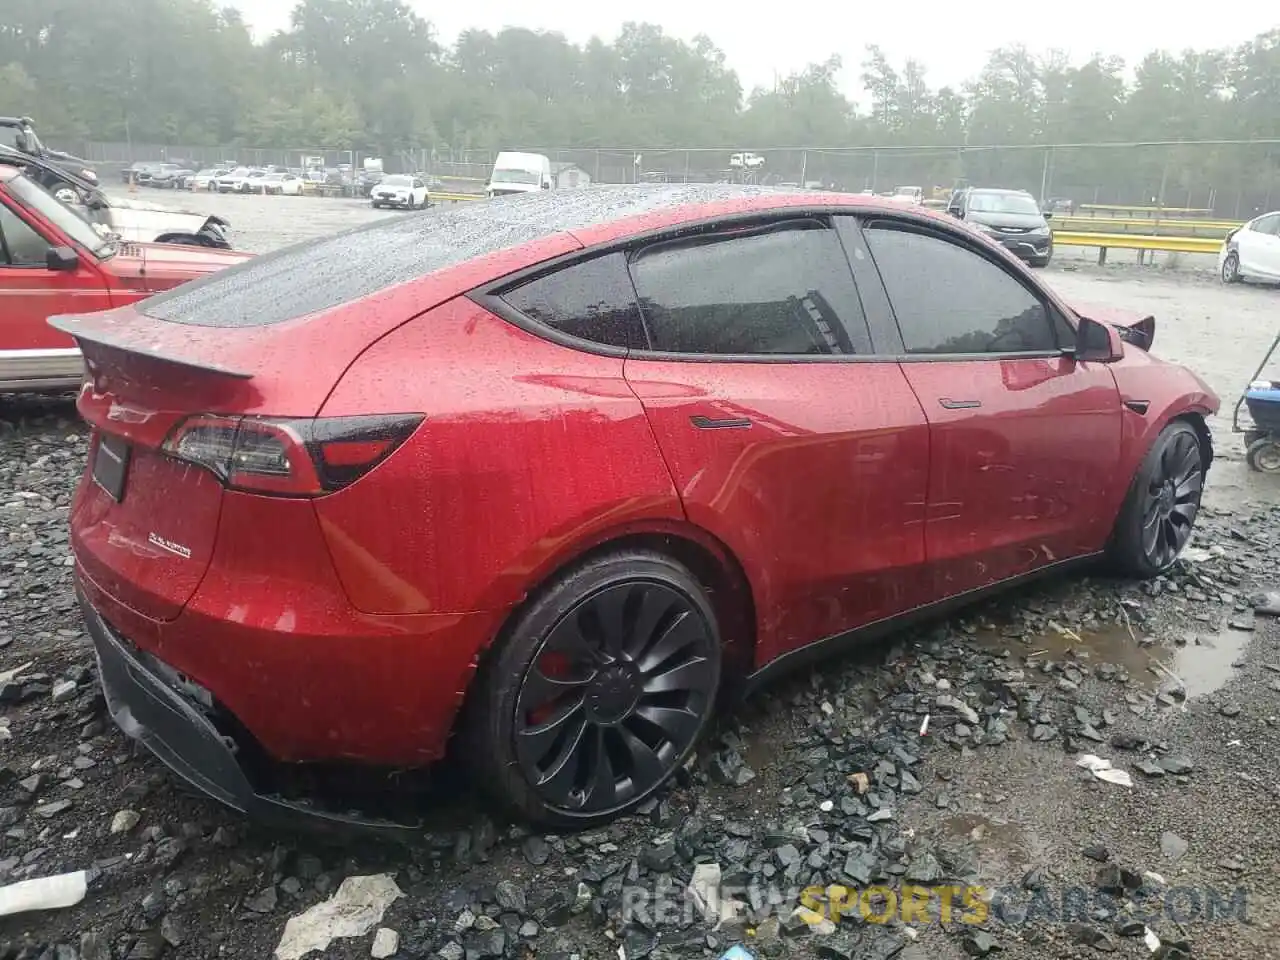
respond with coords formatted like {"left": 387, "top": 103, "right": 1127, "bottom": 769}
{"left": 142, "top": 184, "right": 912, "bottom": 330}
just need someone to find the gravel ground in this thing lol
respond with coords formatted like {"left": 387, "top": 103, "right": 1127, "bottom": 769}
{"left": 3, "top": 192, "right": 1280, "bottom": 960}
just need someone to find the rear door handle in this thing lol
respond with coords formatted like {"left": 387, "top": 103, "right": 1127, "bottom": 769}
{"left": 938, "top": 398, "right": 982, "bottom": 410}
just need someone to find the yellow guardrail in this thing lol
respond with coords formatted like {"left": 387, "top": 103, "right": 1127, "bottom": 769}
{"left": 1077, "top": 204, "right": 1215, "bottom": 215}
{"left": 1052, "top": 230, "right": 1222, "bottom": 265}
{"left": 433, "top": 191, "right": 484, "bottom": 202}
{"left": 1053, "top": 216, "right": 1240, "bottom": 236}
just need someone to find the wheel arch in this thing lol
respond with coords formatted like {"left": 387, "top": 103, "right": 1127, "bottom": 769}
{"left": 450, "top": 519, "right": 760, "bottom": 752}
{"left": 489, "top": 521, "right": 758, "bottom": 673}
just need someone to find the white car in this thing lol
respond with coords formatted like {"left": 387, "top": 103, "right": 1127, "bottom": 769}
{"left": 214, "top": 167, "right": 266, "bottom": 193}
{"left": 729, "top": 152, "right": 765, "bottom": 169}
{"left": 370, "top": 174, "right": 429, "bottom": 210}
{"left": 256, "top": 172, "right": 305, "bottom": 196}
{"left": 186, "top": 168, "right": 229, "bottom": 191}
{"left": 1221, "top": 211, "right": 1280, "bottom": 284}
{"left": 888, "top": 186, "right": 925, "bottom": 205}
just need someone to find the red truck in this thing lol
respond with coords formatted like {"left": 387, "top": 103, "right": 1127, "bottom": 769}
{"left": 0, "top": 160, "right": 249, "bottom": 393}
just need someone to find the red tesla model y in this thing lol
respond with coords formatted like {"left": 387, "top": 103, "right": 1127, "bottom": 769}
{"left": 54, "top": 185, "right": 1218, "bottom": 828}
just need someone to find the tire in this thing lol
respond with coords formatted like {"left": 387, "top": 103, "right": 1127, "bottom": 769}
{"left": 1222, "top": 251, "right": 1241, "bottom": 284}
{"left": 1030, "top": 255, "right": 1051, "bottom": 268}
{"left": 1106, "top": 421, "right": 1206, "bottom": 578}
{"left": 464, "top": 549, "right": 722, "bottom": 827}
{"left": 1246, "top": 437, "right": 1280, "bottom": 473}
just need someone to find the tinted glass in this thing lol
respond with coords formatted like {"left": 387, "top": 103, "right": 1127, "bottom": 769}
{"left": 865, "top": 224, "right": 1055, "bottom": 355}
{"left": 502, "top": 252, "right": 645, "bottom": 349}
{"left": 629, "top": 222, "right": 871, "bottom": 356}
{"left": 1253, "top": 214, "right": 1280, "bottom": 236}
{"left": 0, "top": 202, "right": 51, "bottom": 265}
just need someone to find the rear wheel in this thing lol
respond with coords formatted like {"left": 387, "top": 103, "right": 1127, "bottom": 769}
{"left": 1107, "top": 421, "right": 1205, "bottom": 578}
{"left": 465, "top": 550, "right": 722, "bottom": 827}
{"left": 1246, "top": 437, "right": 1280, "bottom": 473}
{"left": 1222, "top": 251, "right": 1241, "bottom": 284}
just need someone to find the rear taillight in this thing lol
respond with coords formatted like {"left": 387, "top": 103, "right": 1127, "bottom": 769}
{"left": 162, "top": 414, "right": 422, "bottom": 497}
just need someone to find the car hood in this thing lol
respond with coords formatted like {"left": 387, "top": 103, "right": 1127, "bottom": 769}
{"left": 45, "top": 147, "right": 93, "bottom": 169}
{"left": 967, "top": 210, "right": 1047, "bottom": 229}
{"left": 99, "top": 242, "right": 252, "bottom": 293}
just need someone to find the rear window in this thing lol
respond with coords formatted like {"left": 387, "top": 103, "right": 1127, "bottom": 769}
{"left": 141, "top": 184, "right": 791, "bottom": 328}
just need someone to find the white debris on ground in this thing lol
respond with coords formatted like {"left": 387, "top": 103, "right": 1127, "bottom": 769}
{"left": 274, "top": 874, "right": 404, "bottom": 960}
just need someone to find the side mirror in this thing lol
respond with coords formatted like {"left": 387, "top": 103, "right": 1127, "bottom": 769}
{"left": 1043, "top": 211, "right": 1053, "bottom": 220}
{"left": 541, "top": 181, "right": 551, "bottom": 190}
{"left": 1074, "top": 315, "right": 1122, "bottom": 363}
{"left": 47, "top": 245, "right": 79, "bottom": 271}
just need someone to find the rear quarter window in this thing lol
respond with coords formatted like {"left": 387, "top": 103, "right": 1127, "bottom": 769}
{"left": 500, "top": 253, "right": 646, "bottom": 350}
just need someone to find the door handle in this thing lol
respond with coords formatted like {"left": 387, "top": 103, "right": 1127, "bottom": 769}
{"left": 938, "top": 398, "right": 982, "bottom": 410}
{"left": 690, "top": 415, "right": 752, "bottom": 429}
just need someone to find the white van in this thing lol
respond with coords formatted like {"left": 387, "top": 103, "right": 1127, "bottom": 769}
{"left": 486, "top": 152, "right": 552, "bottom": 197}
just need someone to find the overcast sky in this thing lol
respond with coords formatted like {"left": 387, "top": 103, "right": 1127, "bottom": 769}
{"left": 229, "top": 0, "right": 1278, "bottom": 97}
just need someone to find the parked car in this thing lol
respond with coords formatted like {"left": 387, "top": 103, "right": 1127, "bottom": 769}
{"left": 0, "top": 116, "right": 98, "bottom": 203}
{"left": 1046, "top": 197, "right": 1076, "bottom": 215}
{"left": 146, "top": 163, "right": 195, "bottom": 189}
{"left": 369, "top": 174, "right": 429, "bottom": 209}
{"left": 0, "top": 162, "right": 248, "bottom": 393}
{"left": 185, "top": 168, "right": 231, "bottom": 191}
{"left": 0, "top": 146, "right": 232, "bottom": 250}
{"left": 1219, "top": 210, "right": 1280, "bottom": 285}
{"left": 888, "top": 186, "right": 925, "bottom": 205}
{"left": 56, "top": 185, "right": 1217, "bottom": 830}
{"left": 948, "top": 187, "right": 1054, "bottom": 266}
{"left": 255, "top": 172, "right": 305, "bottom": 196}
{"left": 214, "top": 167, "right": 265, "bottom": 193}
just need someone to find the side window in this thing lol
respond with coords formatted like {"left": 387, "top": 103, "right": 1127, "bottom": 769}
{"left": 500, "top": 251, "right": 646, "bottom": 350}
{"left": 628, "top": 221, "right": 872, "bottom": 356}
{"left": 0, "top": 203, "right": 50, "bottom": 266}
{"left": 864, "top": 223, "right": 1057, "bottom": 355}
{"left": 1253, "top": 214, "right": 1280, "bottom": 236}
{"left": 412, "top": 178, "right": 424, "bottom": 189}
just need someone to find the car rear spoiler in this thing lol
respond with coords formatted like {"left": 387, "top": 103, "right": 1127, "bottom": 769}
{"left": 48, "top": 313, "right": 253, "bottom": 379}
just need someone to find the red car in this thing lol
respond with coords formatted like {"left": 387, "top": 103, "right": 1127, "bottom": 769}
{"left": 56, "top": 186, "right": 1218, "bottom": 829}
{"left": 0, "top": 162, "right": 248, "bottom": 392}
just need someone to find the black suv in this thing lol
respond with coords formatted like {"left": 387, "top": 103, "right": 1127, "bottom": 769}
{"left": 0, "top": 117, "right": 98, "bottom": 203}
{"left": 948, "top": 187, "right": 1054, "bottom": 266}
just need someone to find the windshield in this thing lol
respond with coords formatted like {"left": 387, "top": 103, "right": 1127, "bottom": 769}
{"left": 383, "top": 175, "right": 412, "bottom": 187}
{"left": 264, "top": 173, "right": 285, "bottom": 181}
{"left": 492, "top": 167, "right": 540, "bottom": 185}
{"left": 7, "top": 174, "right": 114, "bottom": 257}
{"left": 196, "top": 169, "right": 218, "bottom": 176}
{"left": 969, "top": 192, "right": 1041, "bottom": 215}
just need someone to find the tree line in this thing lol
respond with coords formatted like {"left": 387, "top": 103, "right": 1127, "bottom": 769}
{"left": 1, "top": 0, "right": 1278, "bottom": 205}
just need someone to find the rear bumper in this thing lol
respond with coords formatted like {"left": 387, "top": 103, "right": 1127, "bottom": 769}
{"left": 0, "top": 347, "right": 83, "bottom": 392}
{"left": 80, "top": 588, "right": 420, "bottom": 835}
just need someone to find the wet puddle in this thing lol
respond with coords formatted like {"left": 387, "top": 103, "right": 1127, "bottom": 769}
{"left": 975, "top": 620, "right": 1252, "bottom": 699}
{"left": 934, "top": 812, "right": 1044, "bottom": 882}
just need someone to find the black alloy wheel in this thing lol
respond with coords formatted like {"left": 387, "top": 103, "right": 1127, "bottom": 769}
{"left": 515, "top": 580, "right": 716, "bottom": 814}
{"left": 1109, "top": 421, "right": 1205, "bottom": 578}
{"left": 466, "top": 550, "right": 721, "bottom": 826}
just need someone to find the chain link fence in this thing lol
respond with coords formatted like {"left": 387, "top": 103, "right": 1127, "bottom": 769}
{"left": 58, "top": 139, "right": 1280, "bottom": 217}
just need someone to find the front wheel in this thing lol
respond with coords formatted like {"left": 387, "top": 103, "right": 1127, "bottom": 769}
{"left": 1246, "top": 437, "right": 1280, "bottom": 473}
{"left": 464, "top": 550, "right": 722, "bottom": 827}
{"left": 1107, "top": 421, "right": 1206, "bottom": 578}
{"left": 1222, "top": 251, "right": 1241, "bottom": 284}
